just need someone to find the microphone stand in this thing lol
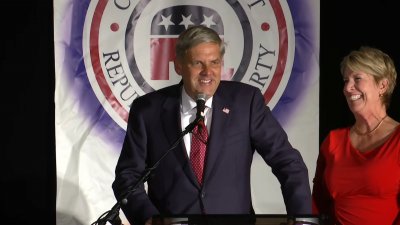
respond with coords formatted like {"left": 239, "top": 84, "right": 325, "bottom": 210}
{"left": 91, "top": 116, "right": 203, "bottom": 225}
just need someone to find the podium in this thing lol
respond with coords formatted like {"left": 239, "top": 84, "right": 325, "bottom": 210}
{"left": 152, "top": 215, "right": 322, "bottom": 225}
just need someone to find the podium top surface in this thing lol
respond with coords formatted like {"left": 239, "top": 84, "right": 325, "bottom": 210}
{"left": 152, "top": 214, "right": 321, "bottom": 225}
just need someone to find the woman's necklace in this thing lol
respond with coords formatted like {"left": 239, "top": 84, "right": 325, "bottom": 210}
{"left": 353, "top": 115, "right": 388, "bottom": 136}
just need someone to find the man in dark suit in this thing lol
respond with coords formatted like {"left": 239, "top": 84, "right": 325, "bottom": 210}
{"left": 112, "top": 25, "right": 311, "bottom": 225}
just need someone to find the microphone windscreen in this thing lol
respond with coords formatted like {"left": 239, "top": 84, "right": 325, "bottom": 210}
{"left": 121, "top": 198, "right": 128, "bottom": 205}
{"left": 196, "top": 93, "right": 206, "bottom": 118}
{"left": 196, "top": 93, "right": 206, "bottom": 102}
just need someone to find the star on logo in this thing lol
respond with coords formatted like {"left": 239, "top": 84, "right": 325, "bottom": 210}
{"left": 179, "top": 14, "right": 194, "bottom": 29}
{"left": 158, "top": 14, "right": 175, "bottom": 31}
{"left": 201, "top": 15, "right": 216, "bottom": 28}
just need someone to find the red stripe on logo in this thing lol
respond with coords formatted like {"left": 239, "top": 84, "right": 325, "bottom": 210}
{"left": 90, "top": 0, "right": 129, "bottom": 122}
{"left": 264, "top": 0, "right": 288, "bottom": 104}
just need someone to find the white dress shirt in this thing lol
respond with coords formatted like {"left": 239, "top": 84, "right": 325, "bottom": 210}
{"left": 180, "top": 88, "right": 212, "bottom": 157}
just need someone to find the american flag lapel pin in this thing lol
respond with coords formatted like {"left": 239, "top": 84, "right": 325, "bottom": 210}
{"left": 222, "top": 107, "right": 230, "bottom": 114}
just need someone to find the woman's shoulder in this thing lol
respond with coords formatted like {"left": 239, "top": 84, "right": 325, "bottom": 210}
{"left": 320, "top": 127, "right": 350, "bottom": 152}
{"left": 383, "top": 117, "right": 400, "bottom": 140}
{"left": 327, "top": 127, "right": 350, "bottom": 138}
{"left": 390, "top": 123, "right": 400, "bottom": 139}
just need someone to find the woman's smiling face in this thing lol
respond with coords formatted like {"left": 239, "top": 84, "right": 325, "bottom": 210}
{"left": 342, "top": 68, "right": 385, "bottom": 114}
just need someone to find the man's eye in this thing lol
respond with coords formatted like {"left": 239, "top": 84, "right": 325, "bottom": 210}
{"left": 211, "top": 60, "right": 221, "bottom": 66}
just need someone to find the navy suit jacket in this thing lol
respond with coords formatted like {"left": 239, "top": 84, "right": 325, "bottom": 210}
{"left": 112, "top": 81, "right": 311, "bottom": 225}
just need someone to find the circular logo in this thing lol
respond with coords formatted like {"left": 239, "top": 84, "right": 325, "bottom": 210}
{"left": 83, "top": 0, "right": 294, "bottom": 129}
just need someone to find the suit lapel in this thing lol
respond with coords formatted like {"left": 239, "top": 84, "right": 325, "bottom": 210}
{"left": 161, "top": 85, "right": 199, "bottom": 187}
{"left": 161, "top": 88, "right": 181, "bottom": 150}
{"left": 203, "top": 86, "right": 232, "bottom": 182}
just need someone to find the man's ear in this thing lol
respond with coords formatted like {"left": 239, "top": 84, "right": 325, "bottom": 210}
{"left": 174, "top": 59, "right": 182, "bottom": 76}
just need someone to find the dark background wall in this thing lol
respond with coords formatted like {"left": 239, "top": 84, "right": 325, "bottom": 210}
{"left": 1, "top": 1, "right": 56, "bottom": 225}
{"left": 1, "top": 1, "right": 399, "bottom": 225}
{"left": 320, "top": 0, "right": 400, "bottom": 140}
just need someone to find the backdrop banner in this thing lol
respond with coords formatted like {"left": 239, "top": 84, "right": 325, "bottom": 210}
{"left": 54, "top": 0, "right": 319, "bottom": 224}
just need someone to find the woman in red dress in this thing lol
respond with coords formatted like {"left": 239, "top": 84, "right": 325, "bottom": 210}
{"left": 312, "top": 46, "right": 400, "bottom": 225}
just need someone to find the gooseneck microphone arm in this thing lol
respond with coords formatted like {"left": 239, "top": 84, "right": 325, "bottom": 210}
{"left": 91, "top": 94, "right": 206, "bottom": 225}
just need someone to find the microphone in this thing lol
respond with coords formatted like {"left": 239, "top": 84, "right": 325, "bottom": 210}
{"left": 196, "top": 93, "right": 206, "bottom": 121}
